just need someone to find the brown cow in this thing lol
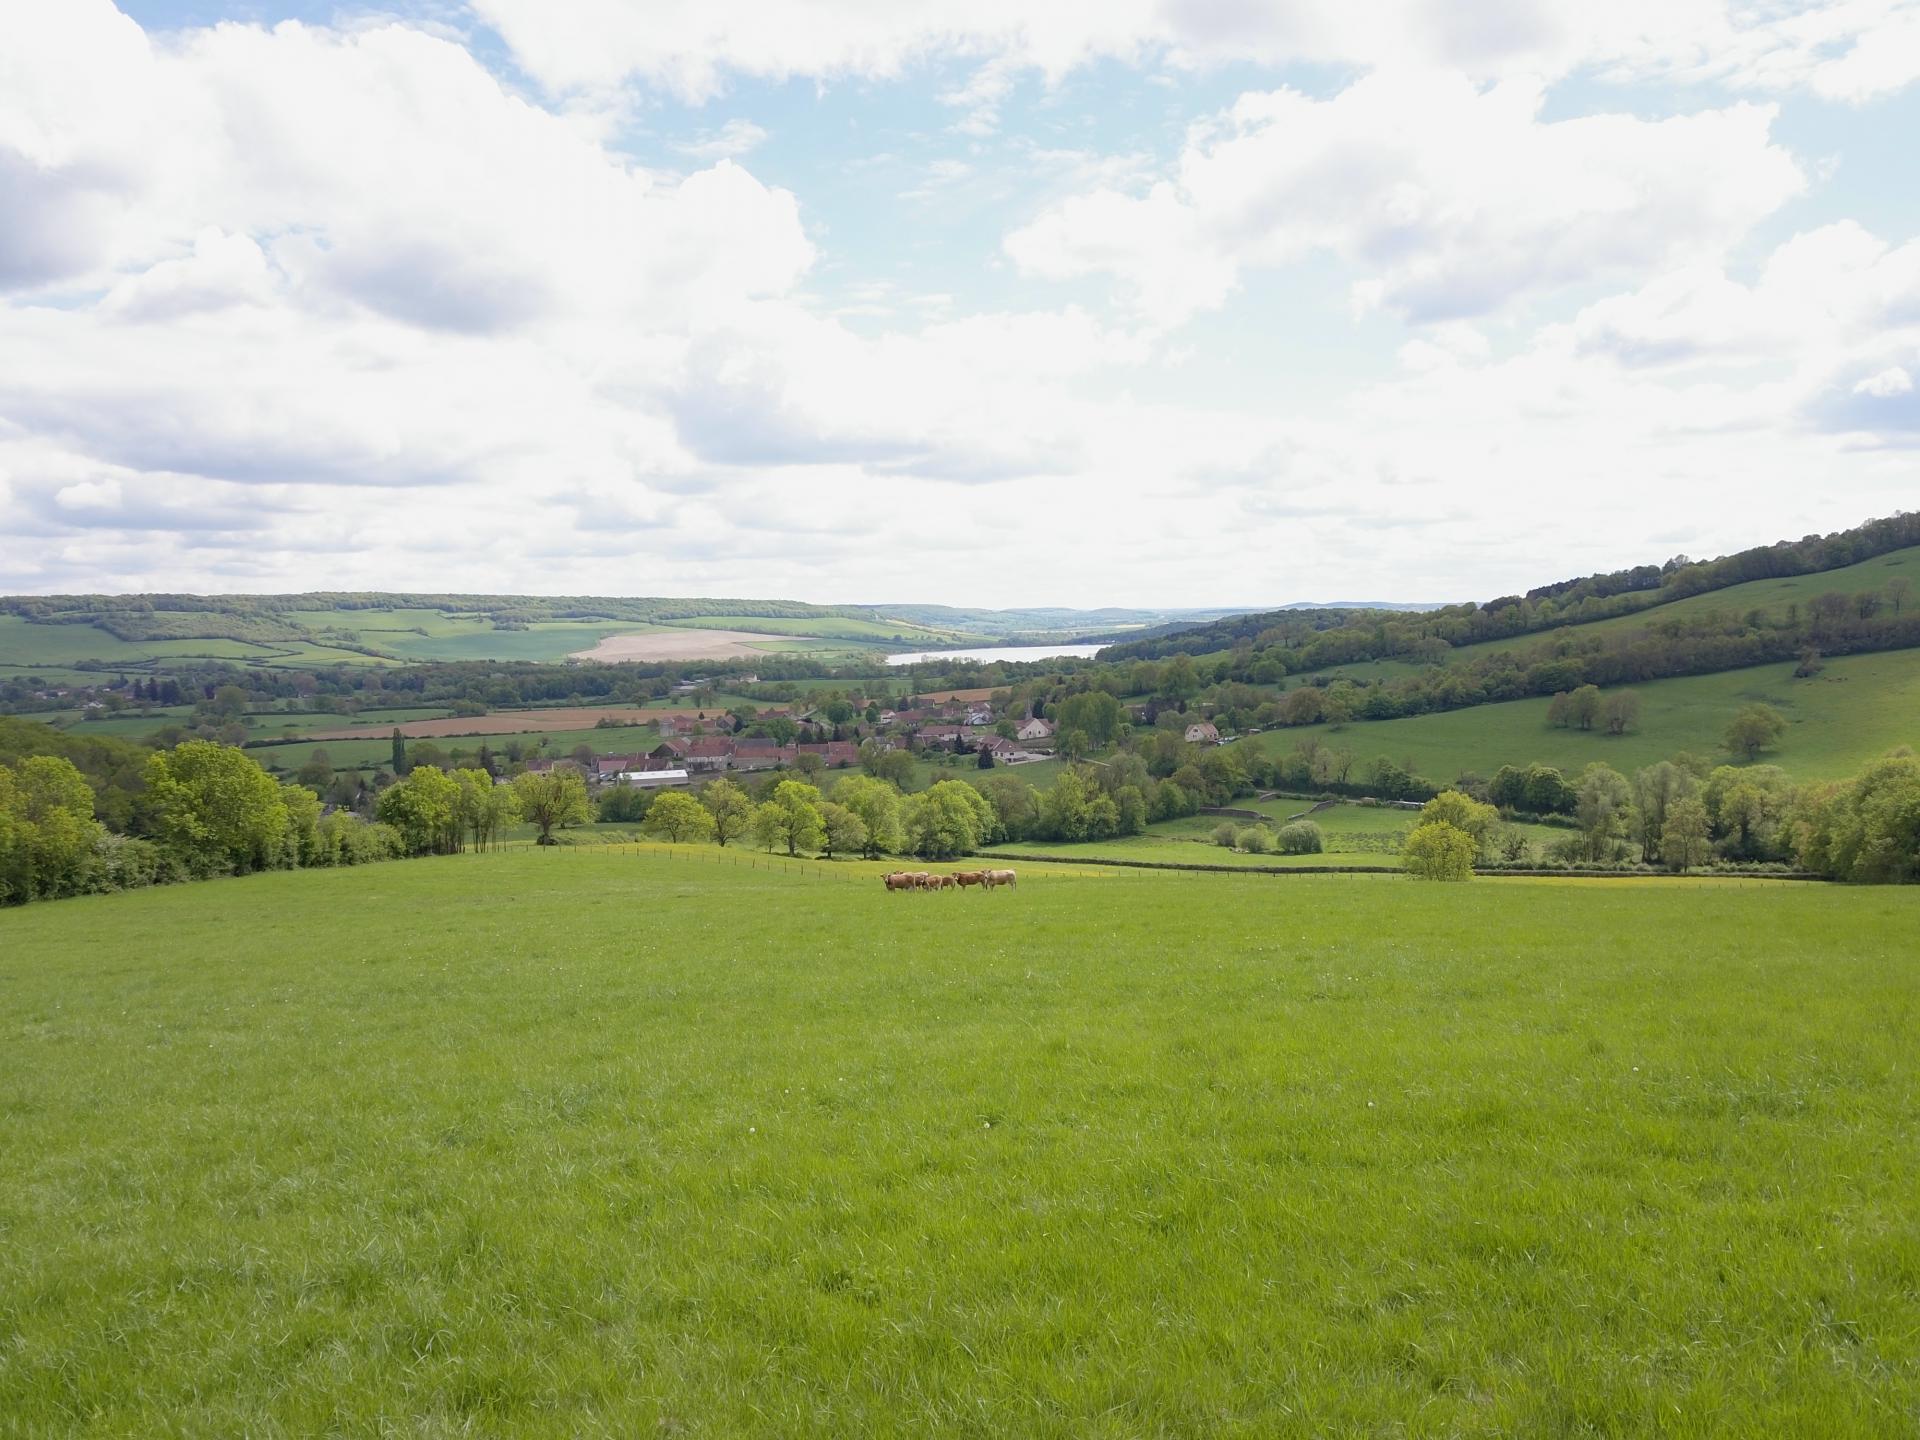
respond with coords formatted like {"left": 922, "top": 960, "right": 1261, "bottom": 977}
{"left": 954, "top": 870, "right": 987, "bottom": 889}
{"left": 883, "top": 872, "right": 915, "bottom": 892}
{"left": 934, "top": 874, "right": 957, "bottom": 890}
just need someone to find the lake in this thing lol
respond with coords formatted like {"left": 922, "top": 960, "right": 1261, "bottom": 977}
{"left": 885, "top": 643, "right": 1108, "bottom": 666}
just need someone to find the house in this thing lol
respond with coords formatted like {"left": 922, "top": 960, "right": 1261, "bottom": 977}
{"left": 976, "top": 735, "right": 1016, "bottom": 758}
{"left": 1016, "top": 716, "right": 1055, "bottom": 742}
{"left": 1184, "top": 721, "right": 1221, "bottom": 745}
{"left": 732, "top": 743, "right": 798, "bottom": 771}
{"left": 800, "top": 741, "right": 861, "bottom": 768}
{"left": 680, "top": 738, "right": 735, "bottom": 771}
{"left": 963, "top": 704, "right": 994, "bottom": 725}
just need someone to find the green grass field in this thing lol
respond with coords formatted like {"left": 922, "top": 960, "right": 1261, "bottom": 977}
{"left": 2, "top": 853, "right": 1914, "bottom": 1435}
{"left": 980, "top": 802, "right": 1568, "bottom": 868}
{"left": 1250, "top": 649, "right": 1920, "bottom": 784}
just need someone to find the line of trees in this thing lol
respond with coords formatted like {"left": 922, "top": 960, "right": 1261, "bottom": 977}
{"left": 2, "top": 739, "right": 408, "bottom": 905}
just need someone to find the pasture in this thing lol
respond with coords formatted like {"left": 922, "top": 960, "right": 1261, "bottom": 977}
{"left": 1249, "top": 649, "right": 1920, "bottom": 784}
{"left": 980, "top": 802, "right": 1569, "bottom": 869}
{"left": 2, "top": 853, "right": 1915, "bottom": 1435}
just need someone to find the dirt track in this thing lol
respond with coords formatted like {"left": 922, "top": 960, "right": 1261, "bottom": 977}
{"left": 570, "top": 628, "right": 794, "bottom": 662}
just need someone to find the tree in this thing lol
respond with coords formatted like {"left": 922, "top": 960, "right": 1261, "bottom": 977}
{"left": 701, "top": 778, "right": 754, "bottom": 847}
{"left": 511, "top": 769, "right": 590, "bottom": 845}
{"left": 1403, "top": 821, "right": 1476, "bottom": 880}
{"left": 794, "top": 750, "right": 826, "bottom": 782}
{"left": 145, "top": 741, "right": 289, "bottom": 875}
{"left": 377, "top": 765, "right": 461, "bottom": 855}
{"left": 1565, "top": 685, "right": 1603, "bottom": 731}
{"left": 818, "top": 802, "right": 867, "bottom": 859}
{"left": 1725, "top": 703, "right": 1786, "bottom": 761}
{"left": 280, "top": 782, "right": 323, "bottom": 865}
{"left": 754, "top": 780, "right": 825, "bottom": 857}
{"left": 1704, "top": 764, "right": 1793, "bottom": 860}
{"left": 1420, "top": 791, "right": 1499, "bottom": 855}
{"left": 390, "top": 728, "right": 409, "bottom": 776}
{"left": 0, "top": 756, "right": 105, "bottom": 903}
{"left": 1055, "top": 691, "right": 1122, "bottom": 748}
{"left": 1601, "top": 690, "right": 1641, "bottom": 736}
{"left": 1790, "top": 752, "right": 1920, "bottom": 882}
{"left": 1522, "top": 763, "right": 1575, "bottom": 815}
{"left": 858, "top": 740, "right": 916, "bottom": 787}
{"left": 833, "top": 775, "right": 904, "bottom": 857}
{"left": 295, "top": 748, "right": 334, "bottom": 795}
{"left": 644, "top": 791, "right": 716, "bottom": 844}
{"left": 1631, "top": 761, "right": 1697, "bottom": 864}
{"left": 1660, "top": 797, "right": 1712, "bottom": 870}
{"left": 1889, "top": 575, "right": 1913, "bottom": 616}
{"left": 454, "top": 768, "right": 516, "bottom": 851}
{"left": 903, "top": 779, "right": 993, "bottom": 859}
{"left": 1573, "top": 763, "right": 1632, "bottom": 861}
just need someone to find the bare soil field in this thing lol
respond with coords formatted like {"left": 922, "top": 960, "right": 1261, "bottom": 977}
{"left": 301, "top": 707, "right": 667, "bottom": 740}
{"left": 570, "top": 628, "right": 797, "bottom": 662}
{"left": 915, "top": 687, "right": 1000, "bottom": 702}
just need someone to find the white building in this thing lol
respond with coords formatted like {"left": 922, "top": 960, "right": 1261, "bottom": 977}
{"left": 616, "top": 768, "right": 690, "bottom": 788}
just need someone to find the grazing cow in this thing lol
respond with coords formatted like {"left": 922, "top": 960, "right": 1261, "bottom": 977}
{"left": 883, "top": 872, "right": 915, "bottom": 892}
{"left": 983, "top": 868, "right": 1018, "bottom": 890}
{"left": 934, "top": 874, "right": 957, "bottom": 890}
{"left": 954, "top": 870, "right": 986, "bottom": 889}
{"left": 907, "top": 871, "right": 933, "bottom": 890}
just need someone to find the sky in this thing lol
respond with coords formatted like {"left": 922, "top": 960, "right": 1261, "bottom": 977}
{"left": 2, "top": 2, "right": 1919, "bottom": 608}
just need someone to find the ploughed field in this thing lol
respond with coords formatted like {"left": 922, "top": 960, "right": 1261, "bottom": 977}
{"left": 2, "top": 854, "right": 1916, "bottom": 1436}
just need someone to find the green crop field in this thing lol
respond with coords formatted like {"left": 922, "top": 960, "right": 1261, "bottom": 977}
{"left": 1446, "top": 546, "right": 1920, "bottom": 665}
{"left": 2, "top": 853, "right": 1914, "bottom": 1435}
{"left": 1249, "top": 649, "right": 1920, "bottom": 785}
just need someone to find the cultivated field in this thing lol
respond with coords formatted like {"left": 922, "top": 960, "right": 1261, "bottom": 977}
{"left": 571, "top": 628, "right": 828, "bottom": 662}
{"left": 2, "top": 854, "right": 1914, "bottom": 1435}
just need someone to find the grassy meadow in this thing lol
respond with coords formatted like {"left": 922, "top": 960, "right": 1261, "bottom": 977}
{"left": 1250, "top": 649, "right": 1920, "bottom": 785}
{"left": 2, "top": 852, "right": 1915, "bottom": 1435}
{"left": 981, "top": 801, "right": 1572, "bottom": 869}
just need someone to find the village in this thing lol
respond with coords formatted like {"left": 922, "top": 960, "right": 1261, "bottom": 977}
{"left": 521, "top": 693, "right": 1072, "bottom": 792}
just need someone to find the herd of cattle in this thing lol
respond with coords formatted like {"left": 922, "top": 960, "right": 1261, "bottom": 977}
{"left": 883, "top": 868, "right": 1018, "bottom": 892}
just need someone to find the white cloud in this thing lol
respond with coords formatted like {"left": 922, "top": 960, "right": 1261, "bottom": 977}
{"left": 1008, "top": 72, "right": 1803, "bottom": 325}
{"left": 469, "top": 0, "right": 1920, "bottom": 109}
{"left": 1855, "top": 365, "right": 1914, "bottom": 396}
{"left": 672, "top": 118, "right": 769, "bottom": 161}
{"left": 1, "top": 2, "right": 1918, "bottom": 606}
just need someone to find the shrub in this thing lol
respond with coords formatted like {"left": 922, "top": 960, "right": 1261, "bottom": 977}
{"left": 1275, "top": 820, "right": 1324, "bottom": 854}
{"left": 1236, "top": 826, "right": 1271, "bottom": 854}
{"left": 1211, "top": 822, "right": 1239, "bottom": 848}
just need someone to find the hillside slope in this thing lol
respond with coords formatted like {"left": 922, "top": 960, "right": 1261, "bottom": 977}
{"left": 1245, "top": 648, "right": 1920, "bottom": 784}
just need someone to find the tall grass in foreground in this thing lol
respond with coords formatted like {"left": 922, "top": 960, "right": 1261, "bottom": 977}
{"left": 1, "top": 852, "right": 1916, "bottom": 1436}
